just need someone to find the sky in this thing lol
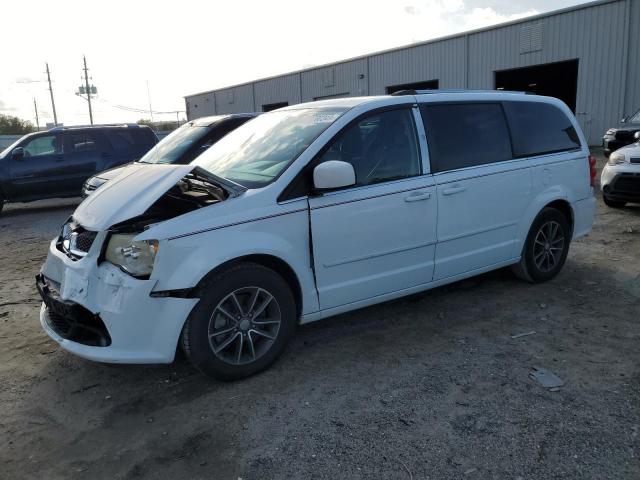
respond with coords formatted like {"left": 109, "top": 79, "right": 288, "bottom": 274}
{"left": 0, "top": 0, "right": 591, "bottom": 127}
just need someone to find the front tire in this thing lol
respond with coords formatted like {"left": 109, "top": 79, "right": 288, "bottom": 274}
{"left": 512, "top": 208, "right": 571, "bottom": 283}
{"left": 603, "top": 196, "right": 626, "bottom": 208}
{"left": 181, "top": 262, "right": 296, "bottom": 381}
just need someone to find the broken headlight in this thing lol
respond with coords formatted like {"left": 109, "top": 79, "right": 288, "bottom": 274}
{"left": 104, "top": 234, "right": 159, "bottom": 277}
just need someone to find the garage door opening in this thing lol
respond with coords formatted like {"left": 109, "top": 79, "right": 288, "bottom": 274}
{"left": 495, "top": 59, "right": 579, "bottom": 112}
{"left": 262, "top": 102, "right": 289, "bottom": 112}
{"left": 386, "top": 79, "right": 439, "bottom": 94}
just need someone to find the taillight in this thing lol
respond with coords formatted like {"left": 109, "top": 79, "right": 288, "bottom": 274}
{"left": 588, "top": 154, "right": 597, "bottom": 187}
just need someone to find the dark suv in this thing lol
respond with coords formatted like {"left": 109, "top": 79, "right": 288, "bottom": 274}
{"left": 603, "top": 107, "right": 640, "bottom": 157}
{"left": 0, "top": 124, "right": 157, "bottom": 213}
{"left": 82, "top": 114, "right": 258, "bottom": 197}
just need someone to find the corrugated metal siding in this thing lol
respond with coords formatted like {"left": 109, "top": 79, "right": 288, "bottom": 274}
{"left": 467, "top": 0, "right": 628, "bottom": 142}
{"left": 300, "top": 59, "right": 368, "bottom": 101}
{"left": 214, "top": 84, "right": 255, "bottom": 115}
{"left": 625, "top": 0, "right": 640, "bottom": 117}
{"left": 368, "top": 37, "right": 466, "bottom": 94}
{"left": 186, "top": 93, "right": 216, "bottom": 119}
{"left": 253, "top": 73, "right": 301, "bottom": 111}
{"left": 184, "top": 0, "right": 634, "bottom": 144}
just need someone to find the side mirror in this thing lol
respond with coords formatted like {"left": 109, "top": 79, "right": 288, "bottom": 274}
{"left": 313, "top": 160, "right": 356, "bottom": 190}
{"left": 11, "top": 147, "right": 24, "bottom": 159}
{"left": 620, "top": 117, "right": 627, "bottom": 123}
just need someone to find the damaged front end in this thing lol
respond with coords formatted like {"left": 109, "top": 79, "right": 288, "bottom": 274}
{"left": 37, "top": 164, "right": 240, "bottom": 362}
{"left": 58, "top": 166, "right": 244, "bottom": 279}
{"left": 113, "top": 166, "right": 244, "bottom": 228}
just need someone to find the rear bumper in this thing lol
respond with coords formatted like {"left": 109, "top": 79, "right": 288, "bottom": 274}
{"left": 572, "top": 195, "right": 596, "bottom": 239}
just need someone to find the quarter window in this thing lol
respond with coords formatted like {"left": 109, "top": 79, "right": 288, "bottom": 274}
{"left": 503, "top": 101, "right": 581, "bottom": 157}
{"left": 420, "top": 103, "right": 512, "bottom": 172}
{"left": 317, "top": 108, "right": 421, "bottom": 187}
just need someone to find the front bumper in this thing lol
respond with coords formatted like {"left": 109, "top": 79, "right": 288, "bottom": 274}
{"left": 601, "top": 164, "right": 640, "bottom": 203}
{"left": 38, "top": 239, "right": 198, "bottom": 364}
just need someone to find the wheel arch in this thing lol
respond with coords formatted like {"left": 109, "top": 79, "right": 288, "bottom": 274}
{"left": 543, "top": 199, "right": 574, "bottom": 237}
{"left": 512, "top": 189, "right": 575, "bottom": 259}
{"left": 193, "top": 254, "right": 304, "bottom": 319}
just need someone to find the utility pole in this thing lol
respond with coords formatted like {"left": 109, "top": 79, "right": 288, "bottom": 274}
{"left": 33, "top": 98, "right": 40, "bottom": 130}
{"left": 83, "top": 55, "right": 94, "bottom": 125}
{"left": 146, "top": 80, "right": 154, "bottom": 124}
{"left": 45, "top": 63, "right": 58, "bottom": 125}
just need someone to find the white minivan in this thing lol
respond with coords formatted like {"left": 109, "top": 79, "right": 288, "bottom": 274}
{"left": 37, "top": 91, "right": 596, "bottom": 380}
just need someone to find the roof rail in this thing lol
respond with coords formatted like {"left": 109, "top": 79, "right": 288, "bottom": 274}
{"left": 390, "top": 89, "right": 532, "bottom": 96}
{"left": 48, "top": 123, "right": 140, "bottom": 132}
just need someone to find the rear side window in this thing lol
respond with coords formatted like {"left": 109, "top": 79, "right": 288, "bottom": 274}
{"left": 503, "top": 101, "right": 581, "bottom": 157}
{"left": 420, "top": 103, "right": 512, "bottom": 172}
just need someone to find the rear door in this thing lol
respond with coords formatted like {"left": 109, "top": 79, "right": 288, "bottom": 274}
{"left": 62, "top": 129, "right": 104, "bottom": 191}
{"left": 7, "top": 133, "right": 66, "bottom": 199}
{"left": 420, "top": 102, "right": 532, "bottom": 280}
{"left": 103, "top": 128, "right": 157, "bottom": 168}
{"left": 308, "top": 106, "right": 437, "bottom": 310}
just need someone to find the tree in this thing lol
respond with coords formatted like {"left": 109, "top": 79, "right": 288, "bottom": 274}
{"left": 136, "top": 118, "right": 154, "bottom": 128}
{"left": 136, "top": 118, "right": 181, "bottom": 132}
{"left": 0, "top": 114, "right": 36, "bottom": 135}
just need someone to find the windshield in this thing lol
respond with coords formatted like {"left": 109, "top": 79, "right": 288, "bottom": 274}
{"left": 629, "top": 109, "right": 640, "bottom": 124}
{"left": 193, "top": 108, "right": 347, "bottom": 188}
{"left": 138, "top": 123, "right": 209, "bottom": 164}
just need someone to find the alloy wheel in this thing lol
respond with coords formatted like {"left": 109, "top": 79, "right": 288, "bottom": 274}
{"left": 532, "top": 220, "right": 565, "bottom": 273}
{"left": 207, "top": 287, "right": 281, "bottom": 365}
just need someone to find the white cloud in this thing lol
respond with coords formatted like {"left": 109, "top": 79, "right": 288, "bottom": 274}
{"left": 0, "top": 0, "right": 578, "bottom": 126}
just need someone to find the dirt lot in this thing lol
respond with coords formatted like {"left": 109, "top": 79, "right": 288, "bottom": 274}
{"left": 1, "top": 152, "right": 638, "bottom": 480}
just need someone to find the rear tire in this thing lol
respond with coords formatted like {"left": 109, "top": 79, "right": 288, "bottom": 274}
{"left": 0, "top": 192, "right": 4, "bottom": 215}
{"left": 181, "top": 262, "right": 296, "bottom": 381}
{"left": 603, "top": 196, "right": 626, "bottom": 208}
{"left": 512, "top": 208, "right": 571, "bottom": 283}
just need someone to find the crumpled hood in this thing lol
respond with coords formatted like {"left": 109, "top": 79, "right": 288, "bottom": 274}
{"left": 74, "top": 163, "right": 195, "bottom": 231}
{"left": 94, "top": 163, "right": 135, "bottom": 182}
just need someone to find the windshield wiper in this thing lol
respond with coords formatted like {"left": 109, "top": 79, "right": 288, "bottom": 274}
{"left": 191, "top": 166, "right": 247, "bottom": 197}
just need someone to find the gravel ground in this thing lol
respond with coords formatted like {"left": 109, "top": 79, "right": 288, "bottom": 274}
{"left": 0, "top": 152, "right": 638, "bottom": 480}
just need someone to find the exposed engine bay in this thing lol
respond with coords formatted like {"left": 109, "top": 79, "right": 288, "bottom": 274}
{"left": 110, "top": 167, "right": 245, "bottom": 232}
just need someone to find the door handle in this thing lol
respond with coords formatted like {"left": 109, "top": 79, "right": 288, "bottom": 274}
{"left": 442, "top": 185, "right": 467, "bottom": 196}
{"left": 405, "top": 191, "right": 431, "bottom": 202}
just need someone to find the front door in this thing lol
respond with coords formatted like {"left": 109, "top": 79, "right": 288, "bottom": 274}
{"left": 308, "top": 107, "right": 437, "bottom": 310}
{"left": 7, "top": 133, "right": 66, "bottom": 200}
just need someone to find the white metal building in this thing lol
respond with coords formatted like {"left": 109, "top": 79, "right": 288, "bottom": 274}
{"left": 184, "top": 0, "right": 640, "bottom": 145}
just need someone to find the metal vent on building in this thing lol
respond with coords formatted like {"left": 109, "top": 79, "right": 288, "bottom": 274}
{"left": 520, "top": 23, "right": 543, "bottom": 53}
